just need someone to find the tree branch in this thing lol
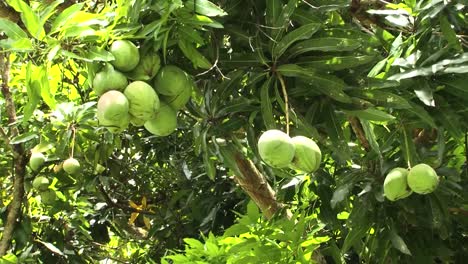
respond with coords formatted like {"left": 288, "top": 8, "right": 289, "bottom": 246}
{"left": 0, "top": 52, "right": 27, "bottom": 257}
{"left": 233, "top": 153, "right": 286, "bottom": 219}
{"left": 348, "top": 116, "right": 370, "bottom": 151}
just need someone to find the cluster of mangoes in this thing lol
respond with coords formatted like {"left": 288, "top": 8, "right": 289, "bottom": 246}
{"left": 93, "top": 40, "right": 194, "bottom": 136}
{"left": 29, "top": 152, "right": 81, "bottom": 205}
{"left": 257, "top": 129, "right": 322, "bottom": 173}
{"left": 383, "top": 163, "right": 440, "bottom": 201}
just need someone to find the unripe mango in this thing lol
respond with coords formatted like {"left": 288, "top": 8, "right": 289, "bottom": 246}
{"left": 92, "top": 64, "right": 128, "bottom": 96}
{"left": 124, "top": 81, "right": 160, "bottom": 122}
{"left": 109, "top": 40, "right": 140, "bottom": 72}
{"left": 63, "top": 158, "right": 81, "bottom": 175}
{"left": 257, "top": 130, "right": 295, "bottom": 168}
{"left": 144, "top": 102, "right": 177, "bottom": 136}
{"left": 290, "top": 136, "right": 321, "bottom": 173}
{"left": 97, "top": 90, "right": 129, "bottom": 123}
{"left": 407, "top": 163, "right": 439, "bottom": 194}
{"left": 384, "top": 167, "right": 412, "bottom": 201}
{"left": 32, "top": 176, "right": 50, "bottom": 191}
{"left": 29, "top": 152, "right": 46, "bottom": 171}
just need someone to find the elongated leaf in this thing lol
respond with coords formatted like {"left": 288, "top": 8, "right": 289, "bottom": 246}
{"left": 272, "top": 0, "right": 300, "bottom": 40}
{"left": 0, "top": 18, "right": 27, "bottom": 39}
{"left": 185, "top": 0, "right": 227, "bottom": 17}
{"left": 260, "top": 77, "right": 276, "bottom": 130}
{"left": 414, "top": 78, "right": 435, "bottom": 106}
{"left": 289, "top": 38, "right": 361, "bottom": 57}
{"left": 277, "top": 64, "right": 350, "bottom": 103}
{"left": 50, "top": 3, "right": 84, "bottom": 33}
{"left": 36, "top": 240, "right": 64, "bottom": 256}
{"left": 399, "top": 126, "right": 418, "bottom": 167}
{"left": 360, "top": 119, "right": 382, "bottom": 157}
{"left": 85, "top": 47, "right": 115, "bottom": 61}
{"left": 7, "top": 0, "right": 45, "bottom": 39}
{"left": 439, "top": 15, "right": 462, "bottom": 51}
{"left": 298, "top": 55, "right": 376, "bottom": 71}
{"left": 344, "top": 108, "right": 396, "bottom": 122}
{"left": 10, "top": 132, "right": 38, "bottom": 144}
{"left": 407, "top": 102, "right": 436, "bottom": 127}
{"left": 353, "top": 90, "right": 411, "bottom": 109}
{"left": 39, "top": 66, "right": 56, "bottom": 109}
{"left": 178, "top": 39, "right": 211, "bottom": 69}
{"left": 341, "top": 226, "right": 368, "bottom": 253}
{"left": 273, "top": 23, "right": 321, "bottom": 58}
{"left": 266, "top": 0, "right": 282, "bottom": 27}
{"left": 390, "top": 231, "right": 412, "bottom": 255}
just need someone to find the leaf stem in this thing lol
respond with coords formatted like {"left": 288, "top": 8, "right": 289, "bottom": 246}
{"left": 277, "top": 73, "right": 289, "bottom": 135}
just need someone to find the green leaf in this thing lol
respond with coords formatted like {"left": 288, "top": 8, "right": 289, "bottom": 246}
{"left": 390, "top": 231, "right": 412, "bottom": 255}
{"left": 246, "top": 200, "right": 260, "bottom": 222}
{"left": 407, "top": 102, "right": 436, "bottom": 128}
{"left": 272, "top": 0, "right": 300, "bottom": 40}
{"left": 330, "top": 183, "right": 352, "bottom": 209}
{"left": 178, "top": 39, "right": 212, "bottom": 69}
{"left": 353, "top": 90, "right": 411, "bottom": 109}
{"left": 50, "top": 3, "right": 84, "bottom": 33}
{"left": 185, "top": 0, "right": 227, "bottom": 17}
{"left": 266, "top": 0, "right": 282, "bottom": 27}
{"left": 414, "top": 78, "right": 435, "bottom": 107}
{"left": 298, "top": 55, "right": 377, "bottom": 71}
{"left": 344, "top": 108, "right": 396, "bottom": 122}
{"left": 10, "top": 132, "right": 38, "bottom": 144}
{"left": 341, "top": 226, "right": 368, "bottom": 253}
{"left": 399, "top": 126, "right": 418, "bottom": 167}
{"left": 277, "top": 64, "right": 350, "bottom": 103}
{"left": 289, "top": 38, "right": 361, "bottom": 57}
{"left": 0, "top": 18, "right": 27, "bottom": 39}
{"left": 38, "top": 66, "right": 56, "bottom": 109}
{"left": 0, "top": 253, "right": 18, "bottom": 264}
{"left": 360, "top": 119, "right": 382, "bottom": 158}
{"left": 273, "top": 23, "right": 321, "bottom": 58}
{"left": 260, "top": 77, "right": 276, "bottom": 130}
{"left": 439, "top": 16, "right": 462, "bottom": 51}
{"left": 6, "top": 0, "right": 45, "bottom": 39}
{"left": 85, "top": 47, "right": 115, "bottom": 62}
{"left": 36, "top": 240, "right": 64, "bottom": 256}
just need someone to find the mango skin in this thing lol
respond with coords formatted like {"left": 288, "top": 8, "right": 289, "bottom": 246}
{"left": 384, "top": 167, "right": 412, "bottom": 201}
{"left": 161, "top": 83, "right": 192, "bottom": 110}
{"left": 63, "top": 158, "right": 81, "bottom": 175}
{"left": 126, "top": 52, "right": 161, "bottom": 81}
{"left": 29, "top": 152, "right": 46, "bottom": 171}
{"left": 92, "top": 64, "right": 128, "bottom": 96}
{"left": 98, "top": 111, "right": 130, "bottom": 133}
{"left": 97, "top": 90, "right": 130, "bottom": 123}
{"left": 124, "top": 81, "right": 160, "bottom": 122}
{"left": 109, "top": 40, "right": 140, "bottom": 72}
{"left": 407, "top": 163, "right": 439, "bottom": 194}
{"left": 32, "top": 176, "right": 50, "bottom": 191}
{"left": 144, "top": 102, "right": 177, "bottom": 136}
{"left": 257, "top": 130, "right": 295, "bottom": 168}
{"left": 154, "top": 65, "right": 192, "bottom": 96}
{"left": 290, "top": 136, "right": 321, "bottom": 173}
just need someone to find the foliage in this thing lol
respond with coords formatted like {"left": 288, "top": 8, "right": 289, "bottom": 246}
{"left": 0, "top": 0, "right": 467, "bottom": 263}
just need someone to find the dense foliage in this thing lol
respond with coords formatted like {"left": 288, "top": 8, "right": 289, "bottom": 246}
{"left": 0, "top": 0, "right": 467, "bottom": 263}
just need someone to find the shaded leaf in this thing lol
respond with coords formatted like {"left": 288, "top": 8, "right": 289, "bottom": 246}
{"left": 344, "top": 108, "right": 396, "bottom": 122}
{"left": 260, "top": 77, "right": 276, "bottom": 130}
{"left": 273, "top": 23, "right": 321, "bottom": 58}
{"left": 390, "top": 231, "right": 412, "bottom": 255}
{"left": 289, "top": 38, "right": 361, "bottom": 57}
{"left": 185, "top": 0, "right": 227, "bottom": 17}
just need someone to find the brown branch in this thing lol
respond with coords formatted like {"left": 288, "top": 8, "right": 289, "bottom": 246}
{"left": 0, "top": 52, "right": 27, "bottom": 257}
{"left": 233, "top": 153, "right": 287, "bottom": 219}
{"left": 348, "top": 116, "right": 370, "bottom": 151}
{"left": 0, "top": 2, "right": 20, "bottom": 24}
